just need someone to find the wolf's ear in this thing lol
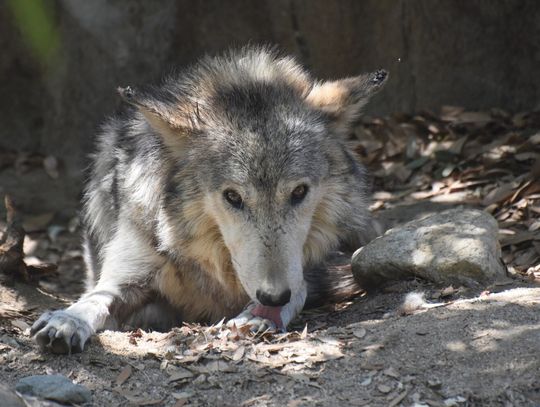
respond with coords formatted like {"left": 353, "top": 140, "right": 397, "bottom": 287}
{"left": 118, "top": 86, "right": 198, "bottom": 148}
{"left": 306, "top": 70, "right": 388, "bottom": 134}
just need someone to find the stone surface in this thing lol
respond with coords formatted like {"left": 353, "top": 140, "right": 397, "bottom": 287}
{"left": 1, "top": 1, "right": 540, "bottom": 214}
{"left": 15, "top": 375, "right": 92, "bottom": 405}
{"left": 352, "top": 208, "right": 507, "bottom": 288}
{"left": 0, "top": 384, "right": 26, "bottom": 407}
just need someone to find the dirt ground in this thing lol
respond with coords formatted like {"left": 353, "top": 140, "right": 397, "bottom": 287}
{"left": 1, "top": 256, "right": 539, "bottom": 407}
{"left": 1, "top": 107, "right": 540, "bottom": 406}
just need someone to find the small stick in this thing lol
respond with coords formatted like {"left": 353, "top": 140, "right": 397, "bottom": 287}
{"left": 0, "top": 195, "right": 57, "bottom": 282}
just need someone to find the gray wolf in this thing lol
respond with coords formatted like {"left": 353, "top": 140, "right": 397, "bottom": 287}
{"left": 31, "top": 46, "right": 387, "bottom": 353}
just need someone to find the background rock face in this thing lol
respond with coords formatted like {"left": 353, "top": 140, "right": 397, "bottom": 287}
{"left": 352, "top": 208, "right": 507, "bottom": 288}
{"left": 1, "top": 1, "right": 540, "bottom": 213}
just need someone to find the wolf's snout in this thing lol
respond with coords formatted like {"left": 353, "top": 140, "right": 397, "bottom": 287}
{"left": 256, "top": 288, "right": 291, "bottom": 307}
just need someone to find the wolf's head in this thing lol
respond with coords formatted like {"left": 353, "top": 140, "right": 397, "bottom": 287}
{"left": 119, "top": 47, "right": 387, "bottom": 318}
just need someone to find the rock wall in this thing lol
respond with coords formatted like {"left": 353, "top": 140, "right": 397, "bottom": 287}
{"left": 1, "top": 0, "right": 539, "bottom": 214}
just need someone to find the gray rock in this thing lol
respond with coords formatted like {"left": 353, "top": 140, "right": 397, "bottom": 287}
{"left": 15, "top": 375, "right": 91, "bottom": 405}
{"left": 0, "top": 384, "right": 26, "bottom": 407}
{"left": 352, "top": 208, "right": 506, "bottom": 288}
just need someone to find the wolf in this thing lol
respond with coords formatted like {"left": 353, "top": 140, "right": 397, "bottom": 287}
{"left": 31, "top": 46, "right": 387, "bottom": 354}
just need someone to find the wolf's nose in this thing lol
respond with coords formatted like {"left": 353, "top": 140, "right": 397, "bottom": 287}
{"left": 256, "top": 289, "right": 291, "bottom": 307}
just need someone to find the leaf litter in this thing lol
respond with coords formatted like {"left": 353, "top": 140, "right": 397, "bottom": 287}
{"left": 355, "top": 107, "right": 540, "bottom": 280}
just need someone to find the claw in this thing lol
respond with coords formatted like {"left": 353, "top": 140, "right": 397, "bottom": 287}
{"left": 228, "top": 309, "right": 279, "bottom": 335}
{"left": 71, "top": 334, "right": 80, "bottom": 350}
{"left": 48, "top": 328, "right": 57, "bottom": 344}
{"left": 30, "top": 310, "right": 92, "bottom": 354}
{"left": 30, "top": 317, "right": 48, "bottom": 336}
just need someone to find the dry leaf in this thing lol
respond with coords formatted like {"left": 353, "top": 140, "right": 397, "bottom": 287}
{"left": 377, "top": 384, "right": 392, "bottom": 394}
{"left": 440, "top": 105, "right": 465, "bottom": 121}
{"left": 168, "top": 367, "right": 194, "bottom": 382}
{"left": 11, "top": 319, "right": 30, "bottom": 332}
{"left": 353, "top": 328, "right": 367, "bottom": 339}
{"left": 115, "top": 388, "right": 163, "bottom": 405}
{"left": 361, "top": 344, "right": 384, "bottom": 352}
{"left": 440, "top": 286, "right": 458, "bottom": 297}
{"left": 383, "top": 367, "right": 400, "bottom": 379}
{"left": 204, "top": 359, "right": 237, "bottom": 373}
{"left": 174, "top": 354, "right": 202, "bottom": 364}
{"left": 513, "top": 249, "right": 538, "bottom": 268}
{"left": 115, "top": 365, "right": 132, "bottom": 386}
{"left": 501, "top": 231, "right": 538, "bottom": 247}
{"left": 232, "top": 346, "right": 245, "bottom": 362}
{"left": 300, "top": 324, "right": 308, "bottom": 340}
{"left": 389, "top": 390, "right": 409, "bottom": 407}
{"left": 482, "top": 183, "right": 516, "bottom": 206}
{"left": 455, "top": 111, "right": 492, "bottom": 124}
{"left": 449, "top": 136, "right": 468, "bottom": 154}
{"left": 172, "top": 391, "right": 193, "bottom": 400}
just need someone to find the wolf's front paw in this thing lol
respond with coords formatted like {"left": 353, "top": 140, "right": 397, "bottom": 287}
{"left": 227, "top": 307, "right": 281, "bottom": 334}
{"left": 31, "top": 310, "right": 92, "bottom": 354}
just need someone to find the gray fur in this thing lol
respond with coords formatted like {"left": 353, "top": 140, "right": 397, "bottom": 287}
{"left": 31, "top": 46, "right": 387, "bottom": 353}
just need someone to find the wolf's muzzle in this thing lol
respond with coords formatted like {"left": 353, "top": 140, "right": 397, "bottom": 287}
{"left": 256, "top": 288, "right": 291, "bottom": 307}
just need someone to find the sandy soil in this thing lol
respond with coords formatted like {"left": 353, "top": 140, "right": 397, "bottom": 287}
{"left": 1, "top": 236, "right": 539, "bottom": 407}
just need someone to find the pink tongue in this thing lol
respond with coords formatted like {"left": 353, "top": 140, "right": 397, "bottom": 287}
{"left": 252, "top": 305, "right": 283, "bottom": 329}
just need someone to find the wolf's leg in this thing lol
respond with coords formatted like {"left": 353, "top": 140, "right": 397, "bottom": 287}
{"left": 31, "top": 223, "right": 163, "bottom": 353}
{"left": 227, "top": 283, "right": 307, "bottom": 333}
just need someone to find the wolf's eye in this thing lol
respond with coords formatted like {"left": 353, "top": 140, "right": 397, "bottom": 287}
{"left": 224, "top": 189, "right": 244, "bottom": 209}
{"left": 291, "top": 184, "right": 309, "bottom": 205}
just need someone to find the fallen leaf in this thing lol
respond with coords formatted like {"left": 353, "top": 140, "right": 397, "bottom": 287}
{"left": 440, "top": 105, "right": 465, "bottom": 121}
{"left": 449, "top": 136, "right": 468, "bottom": 154}
{"left": 440, "top": 286, "right": 458, "bottom": 297}
{"left": 361, "top": 343, "right": 384, "bottom": 352}
{"left": 300, "top": 324, "right": 308, "bottom": 339}
{"left": 378, "top": 384, "right": 392, "bottom": 393}
{"left": 232, "top": 346, "right": 245, "bottom": 362}
{"left": 383, "top": 367, "right": 400, "bottom": 379}
{"left": 482, "top": 183, "right": 516, "bottom": 206}
{"left": 115, "top": 365, "right": 132, "bottom": 386}
{"left": 353, "top": 328, "right": 367, "bottom": 339}
{"left": 528, "top": 133, "right": 540, "bottom": 144}
{"left": 389, "top": 390, "right": 409, "bottom": 407}
{"left": 360, "top": 377, "right": 372, "bottom": 386}
{"left": 204, "top": 359, "right": 237, "bottom": 373}
{"left": 168, "top": 367, "right": 194, "bottom": 382}
{"left": 455, "top": 111, "right": 492, "bottom": 124}
{"left": 174, "top": 354, "right": 202, "bottom": 364}
{"left": 11, "top": 319, "right": 30, "bottom": 332}
{"left": 115, "top": 388, "right": 163, "bottom": 406}
{"left": 171, "top": 391, "right": 193, "bottom": 400}
{"left": 501, "top": 231, "right": 539, "bottom": 247}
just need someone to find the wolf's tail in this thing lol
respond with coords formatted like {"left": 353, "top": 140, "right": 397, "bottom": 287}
{"left": 304, "top": 252, "right": 364, "bottom": 309}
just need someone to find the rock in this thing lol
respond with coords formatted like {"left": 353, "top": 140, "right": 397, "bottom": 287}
{"left": 15, "top": 375, "right": 92, "bottom": 405}
{"left": 0, "top": 334, "right": 21, "bottom": 348}
{"left": 352, "top": 208, "right": 506, "bottom": 288}
{"left": 0, "top": 384, "right": 26, "bottom": 407}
